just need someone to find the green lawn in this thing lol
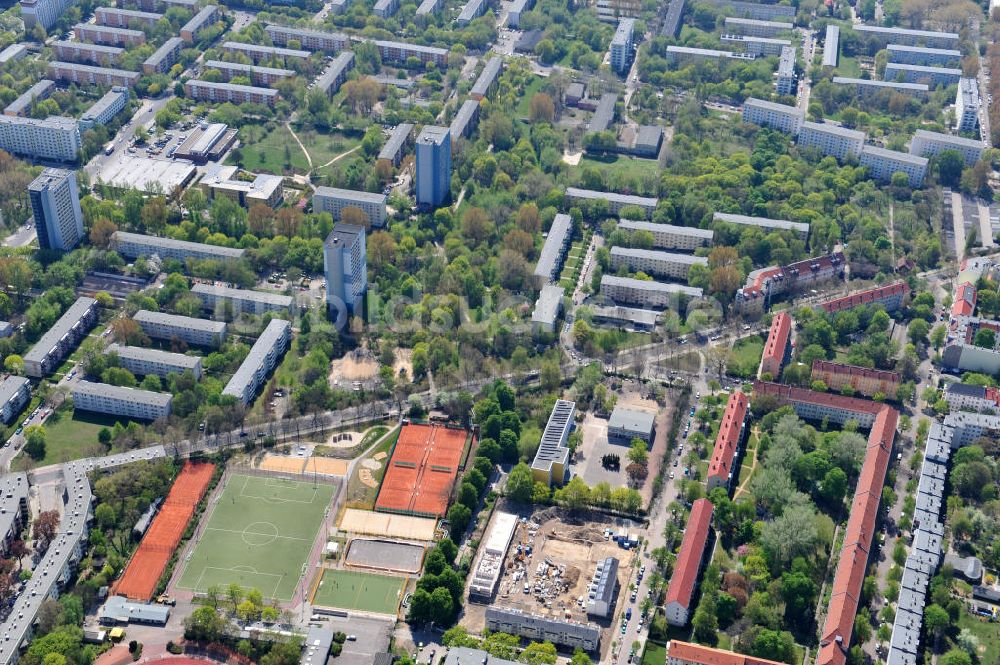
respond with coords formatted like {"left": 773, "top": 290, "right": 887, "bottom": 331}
{"left": 231, "top": 124, "right": 362, "bottom": 175}
{"left": 641, "top": 642, "right": 666, "bottom": 665}
{"left": 176, "top": 475, "right": 335, "bottom": 601}
{"left": 729, "top": 336, "right": 764, "bottom": 378}
{"left": 515, "top": 76, "right": 546, "bottom": 118}
{"left": 578, "top": 154, "right": 660, "bottom": 184}
{"left": 311, "top": 568, "right": 406, "bottom": 615}
{"left": 958, "top": 612, "right": 1000, "bottom": 665}
{"left": 345, "top": 426, "right": 401, "bottom": 509}
{"left": 16, "top": 406, "right": 134, "bottom": 467}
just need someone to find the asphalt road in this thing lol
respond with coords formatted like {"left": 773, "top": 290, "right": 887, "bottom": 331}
{"left": 1, "top": 223, "right": 36, "bottom": 248}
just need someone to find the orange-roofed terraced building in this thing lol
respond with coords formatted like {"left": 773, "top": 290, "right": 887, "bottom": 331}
{"left": 811, "top": 360, "right": 902, "bottom": 398}
{"left": 667, "top": 641, "right": 788, "bottom": 665}
{"left": 374, "top": 422, "right": 467, "bottom": 518}
{"left": 751, "top": 381, "right": 897, "bottom": 665}
{"left": 758, "top": 311, "right": 792, "bottom": 379}
{"left": 706, "top": 391, "right": 749, "bottom": 492}
{"left": 818, "top": 281, "right": 908, "bottom": 315}
{"left": 952, "top": 282, "right": 976, "bottom": 318}
{"left": 665, "top": 498, "right": 714, "bottom": 627}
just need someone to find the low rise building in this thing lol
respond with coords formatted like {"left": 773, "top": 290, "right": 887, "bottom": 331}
{"left": 741, "top": 97, "right": 803, "bottom": 135}
{"left": 594, "top": 0, "right": 639, "bottom": 21}
{"left": 724, "top": 17, "right": 791, "bottom": 38}
{"left": 106, "top": 344, "right": 203, "bottom": 380}
{"left": 191, "top": 283, "right": 293, "bottom": 317}
{"left": 831, "top": 77, "right": 928, "bottom": 97}
{"left": 886, "top": 44, "right": 961, "bottom": 67}
{"left": 4, "top": 80, "right": 55, "bottom": 117}
{"left": 822, "top": 24, "right": 839, "bottom": 67}
{"left": 797, "top": 121, "right": 865, "bottom": 161}
{"left": 184, "top": 80, "right": 277, "bottom": 107}
{"left": 853, "top": 25, "right": 958, "bottom": 49}
{"left": 74, "top": 23, "right": 146, "bottom": 47}
{"left": 416, "top": 0, "right": 443, "bottom": 16}
{"left": 47, "top": 61, "right": 140, "bottom": 88}
{"left": 712, "top": 212, "right": 809, "bottom": 239}
{"left": 665, "top": 498, "right": 713, "bottom": 626}
{"left": 883, "top": 62, "right": 962, "bottom": 87}
{"left": 600, "top": 275, "right": 702, "bottom": 308}
{"left": 530, "top": 284, "right": 564, "bottom": 333}
{"left": 565, "top": 187, "right": 657, "bottom": 216}
{"left": 456, "top": 0, "right": 492, "bottom": 26}
{"left": 484, "top": 607, "right": 599, "bottom": 652}
{"left": 222, "top": 41, "right": 310, "bottom": 63}
{"left": 313, "top": 187, "right": 387, "bottom": 228}
{"left": 586, "top": 557, "right": 619, "bottom": 618}
{"left": 506, "top": 0, "right": 533, "bottom": 25}
{"left": 735, "top": 252, "right": 845, "bottom": 314}
{"left": 313, "top": 52, "right": 354, "bottom": 96}
{"left": 373, "top": 0, "right": 399, "bottom": 17}
{"left": 374, "top": 40, "right": 448, "bottom": 67}
{"left": 52, "top": 41, "right": 124, "bottom": 66}
{"left": 450, "top": 99, "right": 482, "bottom": 143}
{"left": 589, "top": 304, "right": 662, "bottom": 331}
{"left": 668, "top": 641, "right": 787, "bottom": 665}
{"left": 610, "top": 247, "right": 707, "bottom": 281}
{"left": 79, "top": 86, "right": 129, "bottom": 130}
{"left": 264, "top": 25, "right": 350, "bottom": 52}
{"left": 133, "top": 310, "right": 227, "bottom": 348}
{"left": 531, "top": 399, "right": 574, "bottom": 486}
{"left": 0, "top": 376, "right": 31, "bottom": 425}
{"left": 811, "top": 360, "right": 901, "bottom": 398}
{"left": 142, "top": 36, "right": 185, "bottom": 74}
{"left": 72, "top": 381, "right": 172, "bottom": 420}
{"left": 23, "top": 297, "right": 97, "bottom": 378}
{"left": 95, "top": 6, "right": 163, "bottom": 27}
{"left": 859, "top": 145, "right": 928, "bottom": 187}
{"left": 607, "top": 406, "right": 655, "bottom": 445}
{"left": 221, "top": 319, "right": 292, "bottom": 405}
{"left": 910, "top": 129, "right": 984, "bottom": 167}
{"left": 534, "top": 213, "right": 572, "bottom": 283}
{"left": 201, "top": 167, "right": 284, "bottom": 209}
{"left": 818, "top": 281, "right": 908, "bottom": 315}
{"left": 172, "top": 122, "right": 238, "bottom": 162}
{"left": 665, "top": 45, "right": 756, "bottom": 66}
{"left": 695, "top": 0, "right": 793, "bottom": 19}
{"left": 180, "top": 4, "right": 219, "bottom": 41}
{"left": 616, "top": 220, "right": 712, "bottom": 251}
{"left": 720, "top": 34, "right": 790, "bottom": 57}
{"left": 377, "top": 123, "right": 414, "bottom": 168}
{"left": 471, "top": 56, "right": 503, "bottom": 100}
{"left": 587, "top": 93, "right": 617, "bottom": 133}
{"left": 758, "top": 311, "right": 791, "bottom": 379}
{"left": 706, "top": 391, "right": 749, "bottom": 491}
{"left": 0, "top": 44, "right": 29, "bottom": 65}
{"left": 943, "top": 382, "right": 1000, "bottom": 414}
{"left": 98, "top": 596, "right": 170, "bottom": 626}
{"left": 113, "top": 231, "right": 244, "bottom": 263}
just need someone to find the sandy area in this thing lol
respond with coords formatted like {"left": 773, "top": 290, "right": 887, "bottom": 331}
{"left": 330, "top": 348, "right": 379, "bottom": 383}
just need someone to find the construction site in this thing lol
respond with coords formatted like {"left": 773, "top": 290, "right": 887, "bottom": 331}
{"left": 462, "top": 507, "right": 636, "bottom": 637}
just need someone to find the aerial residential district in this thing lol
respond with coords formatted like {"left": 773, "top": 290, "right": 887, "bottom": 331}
{"left": 0, "top": 0, "right": 999, "bottom": 663}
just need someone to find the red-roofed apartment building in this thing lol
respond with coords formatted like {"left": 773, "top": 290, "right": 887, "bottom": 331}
{"left": 665, "top": 498, "right": 714, "bottom": 627}
{"left": 751, "top": 381, "right": 897, "bottom": 665}
{"left": 758, "top": 312, "right": 792, "bottom": 379}
{"left": 667, "top": 641, "right": 787, "bottom": 665}
{"left": 818, "top": 281, "right": 908, "bottom": 315}
{"left": 707, "top": 391, "right": 749, "bottom": 492}
{"left": 811, "top": 360, "right": 901, "bottom": 399}
{"left": 952, "top": 282, "right": 977, "bottom": 318}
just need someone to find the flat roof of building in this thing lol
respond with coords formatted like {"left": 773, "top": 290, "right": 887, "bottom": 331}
{"left": 205, "top": 60, "right": 295, "bottom": 77}
{"left": 106, "top": 344, "right": 202, "bottom": 370}
{"left": 617, "top": 219, "right": 713, "bottom": 239}
{"left": 531, "top": 399, "right": 574, "bottom": 473}
{"left": 96, "top": 155, "right": 196, "bottom": 193}
{"left": 853, "top": 24, "right": 958, "bottom": 41}
{"left": 378, "top": 123, "right": 414, "bottom": 160}
{"left": 884, "top": 62, "right": 962, "bottom": 76}
{"left": 713, "top": 212, "right": 809, "bottom": 234}
{"left": 222, "top": 41, "right": 310, "bottom": 58}
{"left": 82, "top": 86, "right": 128, "bottom": 122}
{"left": 611, "top": 17, "right": 635, "bottom": 46}
{"left": 222, "top": 318, "right": 290, "bottom": 399}
{"left": 744, "top": 96, "right": 803, "bottom": 115}
{"left": 822, "top": 24, "right": 840, "bottom": 67}
{"left": 114, "top": 231, "right": 245, "bottom": 258}
{"left": 608, "top": 406, "right": 655, "bottom": 434}
{"left": 134, "top": 309, "right": 227, "bottom": 333}
{"left": 565, "top": 187, "right": 657, "bottom": 208}
{"left": 601, "top": 274, "right": 704, "bottom": 297}
{"left": 144, "top": 36, "right": 183, "bottom": 66}
{"left": 471, "top": 55, "right": 503, "bottom": 97}
{"left": 832, "top": 76, "right": 929, "bottom": 92}
{"left": 314, "top": 51, "right": 354, "bottom": 91}
{"left": 181, "top": 4, "right": 218, "bottom": 34}
{"left": 374, "top": 39, "right": 448, "bottom": 56}
{"left": 861, "top": 144, "right": 928, "bottom": 166}
{"left": 73, "top": 380, "right": 172, "bottom": 407}
{"left": 53, "top": 40, "right": 124, "bottom": 54}
{"left": 886, "top": 44, "right": 961, "bottom": 58}
{"left": 5, "top": 80, "right": 55, "bottom": 115}
{"left": 187, "top": 79, "right": 279, "bottom": 97}
{"left": 589, "top": 92, "right": 617, "bottom": 133}
{"left": 23, "top": 298, "right": 96, "bottom": 366}
{"left": 451, "top": 99, "right": 481, "bottom": 137}
{"left": 799, "top": 119, "right": 866, "bottom": 140}
{"left": 611, "top": 246, "right": 708, "bottom": 266}
{"left": 534, "top": 213, "right": 572, "bottom": 280}
{"left": 314, "top": 186, "right": 387, "bottom": 204}
{"left": 0, "top": 376, "right": 29, "bottom": 408}
{"left": 191, "top": 283, "right": 293, "bottom": 307}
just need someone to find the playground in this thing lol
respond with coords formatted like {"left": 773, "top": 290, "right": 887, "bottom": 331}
{"left": 175, "top": 474, "right": 335, "bottom": 602}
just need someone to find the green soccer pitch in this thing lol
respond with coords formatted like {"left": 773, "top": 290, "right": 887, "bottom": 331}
{"left": 176, "top": 475, "right": 335, "bottom": 601}
{"left": 311, "top": 568, "right": 406, "bottom": 615}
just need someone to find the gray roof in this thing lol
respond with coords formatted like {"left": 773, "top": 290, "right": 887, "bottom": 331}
{"left": 778, "top": 46, "right": 794, "bottom": 76}
{"left": 853, "top": 24, "right": 958, "bottom": 42}
{"left": 74, "top": 23, "right": 145, "bottom": 39}
{"left": 661, "top": 0, "right": 684, "bottom": 36}
{"left": 713, "top": 211, "right": 809, "bottom": 234}
{"left": 222, "top": 318, "right": 291, "bottom": 399}
{"left": 618, "top": 219, "right": 713, "bottom": 240}
{"left": 105, "top": 344, "right": 202, "bottom": 371}
{"left": 315, "top": 186, "right": 387, "bottom": 205}
{"left": 611, "top": 17, "right": 634, "bottom": 47}
{"left": 534, "top": 213, "right": 572, "bottom": 281}
{"left": 484, "top": 606, "right": 600, "bottom": 648}
{"left": 134, "top": 309, "right": 227, "bottom": 334}
{"left": 301, "top": 626, "right": 336, "bottom": 665}
{"left": 416, "top": 125, "right": 450, "bottom": 145}
{"left": 744, "top": 96, "right": 803, "bottom": 115}
{"left": 608, "top": 405, "right": 656, "bottom": 435}
{"left": 5, "top": 80, "right": 55, "bottom": 115}
{"left": 588, "top": 93, "right": 617, "bottom": 133}
{"left": 900, "top": 566, "right": 930, "bottom": 593}
{"left": 186, "top": 79, "right": 279, "bottom": 98}
{"left": 265, "top": 24, "right": 349, "bottom": 48}
{"left": 23, "top": 297, "right": 96, "bottom": 367}
{"left": 565, "top": 187, "right": 657, "bottom": 209}
{"left": 531, "top": 284, "right": 564, "bottom": 326}
{"left": 725, "top": 17, "right": 791, "bottom": 28}
{"left": 97, "top": 6, "right": 162, "bottom": 20}
{"left": 181, "top": 4, "right": 218, "bottom": 36}
{"left": 444, "top": 647, "right": 520, "bottom": 665}
{"left": 532, "top": 399, "right": 574, "bottom": 473}
{"left": 191, "top": 283, "right": 293, "bottom": 308}
{"left": 73, "top": 380, "right": 173, "bottom": 408}
{"left": 314, "top": 51, "right": 354, "bottom": 92}
{"left": 450, "top": 99, "right": 481, "bottom": 139}
{"left": 145, "top": 37, "right": 184, "bottom": 68}
{"left": 799, "top": 119, "right": 866, "bottom": 141}
{"left": 587, "top": 556, "right": 619, "bottom": 610}
{"left": 81, "top": 86, "right": 129, "bottom": 123}
{"left": 822, "top": 25, "right": 839, "bottom": 67}
{"left": 913, "top": 129, "right": 984, "bottom": 150}
{"left": 832, "top": 76, "right": 929, "bottom": 93}
{"left": 860, "top": 144, "right": 928, "bottom": 167}
{"left": 601, "top": 274, "right": 704, "bottom": 297}
{"left": 943, "top": 554, "right": 982, "bottom": 581}
{"left": 53, "top": 40, "right": 125, "bottom": 54}
{"left": 884, "top": 62, "right": 962, "bottom": 77}
{"left": 99, "top": 595, "right": 171, "bottom": 624}
{"left": 471, "top": 56, "right": 503, "bottom": 97}
{"left": 0, "top": 376, "right": 30, "bottom": 409}
{"left": 378, "top": 123, "right": 414, "bottom": 161}
{"left": 374, "top": 40, "right": 448, "bottom": 57}
{"left": 114, "top": 231, "right": 245, "bottom": 259}
{"left": 223, "top": 41, "right": 310, "bottom": 59}
{"left": 589, "top": 304, "right": 661, "bottom": 326}
{"left": 204, "top": 59, "right": 295, "bottom": 78}
{"left": 610, "top": 246, "right": 709, "bottom": 266}
{"left": 0, "top": 473, "right": 29, "bottom": 541}
{"left": 457, "top": 0, "right": 488, "bottom": 23}
{"left": 887, "top": 44, "right": 961, "bottom": 58}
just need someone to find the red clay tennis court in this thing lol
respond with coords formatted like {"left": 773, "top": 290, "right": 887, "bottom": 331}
{"left": 113, "top": 461, "right": 215, "bottom": 600}
{"left": 374, "top": 423, "right": 466, "bottom": 518}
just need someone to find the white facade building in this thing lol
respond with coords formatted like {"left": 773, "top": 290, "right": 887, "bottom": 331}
{"left": 72, "top": 381, "right": 172, "bottom": 420}
{"left": 133, "top": 310, "right": 228, "bottom": 348}
{"left": 191, "top": 283, "right": 293, "bottom": 316}
{"left": 313, "top": 187, "right": 387, "bottom": 228}
{"left": 909, "top": 129, "right": 984, "bottom": 167}
{"left": 221, "top": 319, "right": 291, "bottom": 405}
{"left": 742, "top": 97, "right": 803, "bottom": 135}
{"left": 106, "top": 344, "right": 203, "bottom": 380}
{"left": 610, "top": 247, "right": 707, "bottom": 280}
{"left": 797, "top": 121, "right": 865, "bottom": 161}
{"left": 955, "top": 77, "right": 980, "bottom": 133}
{"left": 601, "top": 274, "right": 703, "bottom": 307}
{"left": 0, "top": 115, "right": 81, "bottom": 162}
{"left": 616, "top": 220, "right": 713, "bottom": 251}
{"left": 29, "top": 168, "right": 84, "bottom": 251}
{"left": 112, "top": 231, "right": 245, "bottom": 262}
{"left": 859, "top": 145, "right": 928, "bottom": 187}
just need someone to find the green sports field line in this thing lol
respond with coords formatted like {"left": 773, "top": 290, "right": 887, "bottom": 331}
{"left": 311, "top": 569, "right": 406, "bottom": 615}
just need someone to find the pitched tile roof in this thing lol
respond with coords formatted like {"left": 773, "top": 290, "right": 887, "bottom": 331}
{"left": 665, "top": 498, "right": 713, "bottom": 612}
